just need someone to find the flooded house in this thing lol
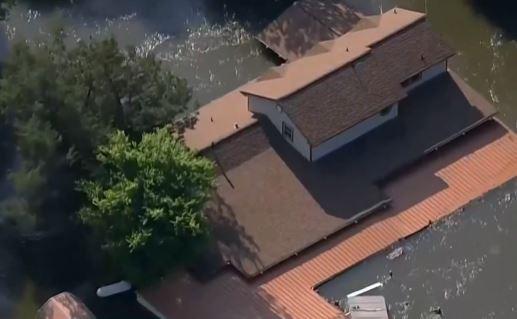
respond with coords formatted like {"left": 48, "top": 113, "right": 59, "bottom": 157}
{"left": 140, "top": 2, "right": 517, "bottom": 319}
{"left": 37, "top": 292, "right": 95, "bottom": 319}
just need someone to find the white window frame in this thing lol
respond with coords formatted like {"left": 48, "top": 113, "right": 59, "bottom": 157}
{"left": 282, "top": 121, "right": 294, "bottom": 142}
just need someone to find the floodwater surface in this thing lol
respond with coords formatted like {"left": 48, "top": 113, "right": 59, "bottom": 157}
{"left": 318, "top": 179, "right": 517, "bottom": 319}
{"left": 0, "top": 0, "right": 516, "bottom": 318}
{"left": 0, "top": 1, "right": 279, "bottom": 318}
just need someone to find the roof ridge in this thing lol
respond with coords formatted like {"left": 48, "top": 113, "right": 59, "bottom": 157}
{"left": 241, "top": 8, "right": 426, "bottom": 101}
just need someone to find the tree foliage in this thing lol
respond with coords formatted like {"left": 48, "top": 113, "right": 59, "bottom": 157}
{"left": 0, "top": 32, "right": 194, "bottom": 229}
{"left": 78, "top": 127, "right": 215, "bottom": 284}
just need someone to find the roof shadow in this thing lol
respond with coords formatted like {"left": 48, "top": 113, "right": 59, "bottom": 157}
{"left": 0, "top": 124, "right": 15, "bottom": 200}
{"left": 257, "top": 0, "right": 361, "bottom": 60}
{"left": 259, "top": 117, "right": 389, "bottom": 220}
{"left": 201, "top": 191, "right": 264, "bottom": 279}
{"left": 258, "top": 71, "right": 493, "bottom": 220}
{"left": 256, "top": 119, "right": 507, "bottom": 286}
{"left": 381, "top": 119, "right": 507, "bottom": 215}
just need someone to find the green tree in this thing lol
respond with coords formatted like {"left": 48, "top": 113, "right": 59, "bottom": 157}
{"left": 78, "top": 127, "right": 215, "bottom": 284}
{"left": 0, "top": 31, "right": 194, "bottom": 228}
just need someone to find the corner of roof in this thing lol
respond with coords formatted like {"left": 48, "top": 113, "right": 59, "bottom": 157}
{"left": 240, "top": 89, "right": 280, "bottom": 101}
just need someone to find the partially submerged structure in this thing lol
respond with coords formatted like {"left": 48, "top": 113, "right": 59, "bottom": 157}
{"left": 141, "top": 3, "right": 517, "bottom": 319}
{"left": 344, "top": 296, "right": 389, "bottom": 319}
{"left": 245, "top": 9, "right": 453, "bottom": 162}
{"left": 37, "top": 292, "right": 95, "bottom": 319}
{"left": 184, "top": 7, "right": 493, "bottom": 280}
{"left": 257, "top": 0, "right": 362, "bottom": 61}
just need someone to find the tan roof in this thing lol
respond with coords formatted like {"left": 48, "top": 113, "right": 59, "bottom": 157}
{"left": 204, "top": 120, "right": 386, "bottom": 277}
{"left": 143, "top": 122, "right": 517, "bottom": 319}
{"left": 183, "top": 8, "right": 426, "bottom": 151}
{"left": 198, "top": 71, "right": 494, "bottom": 278}
{"left": 242, "top": 45, "right": 371, "bottom": 100}
{"left": 182, "top": 88, "right": 256, "bottom": 151}
{"left": 280, "top": 21, "right": 455, "bottom": 146}
{"left": 242, "top": 8, "right": 426, "bottom": 100}
{"left": 37, "top": 292, "right": 95, "bottom": 319}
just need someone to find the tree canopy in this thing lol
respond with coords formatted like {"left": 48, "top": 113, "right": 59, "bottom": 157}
{"left": 78, "top": 127, "right": 215, "bottom": 284}
{"left": 0, "top": 32, "right": 195, "bottom": 230}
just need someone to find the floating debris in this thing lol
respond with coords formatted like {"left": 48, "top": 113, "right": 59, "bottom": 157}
{"left": 427, "top": 305, "right": 444, "bottom": 318}
{"left": 387, "top": 247, "right": 404, "bottom": 260}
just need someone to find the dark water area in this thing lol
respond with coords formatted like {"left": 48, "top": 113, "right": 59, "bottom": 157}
{"left": 0, "top": 0, "right": 516, "bottom": 318}
{"left": 349, "top": 0, "right": 517, "bottom": 130}
{"left": 318, "top": 179, "right": 517, "bottom": 319}
{"left": 0, "top": 0, "right": 287, "bottom": 105}
{"left": 0, "top": 1, "right": 290, "bottom": 318}
{"left": 409, "top": 0, "right": 517, "bottom": 131}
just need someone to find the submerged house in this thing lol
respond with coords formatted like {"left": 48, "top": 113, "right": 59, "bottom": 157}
{"left": 141, "top": 3, "right": 515, "bottom": 319}
{"left": 244, "top": 8, "right": 453, "bottom": 161}
{"left": 37, "top": 292, "right": 95, "bottom": 319}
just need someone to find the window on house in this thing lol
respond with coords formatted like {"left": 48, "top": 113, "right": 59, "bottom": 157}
{"left": 380, "top": 105, "right": 393, "bottom": 116}
{"left": 401, "top": 72, "right": 423, "bottom": 87}
{"left": 282, "top": 122, "right": 294, "bottom": 142}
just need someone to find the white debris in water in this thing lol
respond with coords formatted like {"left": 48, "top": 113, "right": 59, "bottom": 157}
{"left": 490, "top": 32, "right": 504, "bottom": 49}
{"left": 120, "top": 13, "right": 137, "bottom": 22}
{"left": 4, "top": 24, "right": 16, "bottom": 41}
{"left": 159, "top": 18, "right": 253, "bottom": 62}
{"left": 387, "top": 247, "right": 404, "bottom": 260}
{"left": 443, "top": 288, "right": 451, "bottom": 300}
{"left": 136, "top": 32, "right": 171, "bottom": 57}
{"left": 25, "top": 9, "right": 41, "bottom": 23}
{"left": 489, "top": 88, "right": 500, "bottom": 103}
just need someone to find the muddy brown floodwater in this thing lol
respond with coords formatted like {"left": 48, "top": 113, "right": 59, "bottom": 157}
{"left": 317, "top": 179, "right": 517, "bottom": 319}
{"left": 0, "top": 0, "right": 515, "bottom": 318}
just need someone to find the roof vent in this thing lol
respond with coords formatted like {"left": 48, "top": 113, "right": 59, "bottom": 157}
{"left": 210, "top": 116, "right": 214, "bottom": 122}
{"left": 234, "top": 123, "right": 239, "bottom": 129}
{"left": 394, "top": 8, "right": 398, "bottom": 14}
{"left": 420, "top": 54, "right": 425, "bottom": 61}
{"left": 346, "top": 47, "right": 349, "bottom": 52}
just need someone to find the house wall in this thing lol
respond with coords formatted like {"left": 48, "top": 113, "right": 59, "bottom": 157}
{"left": 404, "top": 60, "right": 447, "bottom": 91}
{"left": 312, "top": 103, "right": 399, "bottom": 161}
{"left": 248, "top": 95, "right": 311, "bottom": 160}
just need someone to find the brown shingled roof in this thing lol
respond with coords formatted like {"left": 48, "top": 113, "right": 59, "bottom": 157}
{"left": 144, "top": 121, "right": 517, "bottom": 319}
{"left": 257, "top": 0, "right": 361, "bottom": 61}
{"left": 281, "top": 53, "right": 406, "bottom": 146}
{"left": 183, "top": 8, "right": 427, "bottom": 152}
{"left": 201, "top": 71, "right": 491, "bottom": 278}
{"left": 281, "top": 21, "right": 455, "bottom": 146}
{"left": 243, "top": 8, "right": 426, "bottom": 100}
{"left": 204, "top": 119, "right": 387, "bottom": 277}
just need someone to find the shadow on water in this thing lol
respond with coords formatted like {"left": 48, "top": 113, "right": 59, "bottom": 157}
{"left": 469, "top": 0, "right": 517, "bottom": 39}
{"left": 0, "top": 124, "right": 15, "bottom": 196}
{"left": 18, "top": 0, "right": 297, "bottom": 35}
{"left": 203, "top": 0, "right": 296, "bottom": 32}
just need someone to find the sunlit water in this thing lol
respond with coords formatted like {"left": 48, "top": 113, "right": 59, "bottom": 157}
{"left": 1, "top": 1, "right": 275, "bottom": 105}
{"left": 318, "top": 179, "right": 517, "bottom": 319}
{"left": 345, "top": 0, "right": 517, "bottom": 130}
{"left": 0, "top": 2, "right": 277, "bottom": 318}
{"left": 0, "top": 0, "right": 516, "bottom": 318}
